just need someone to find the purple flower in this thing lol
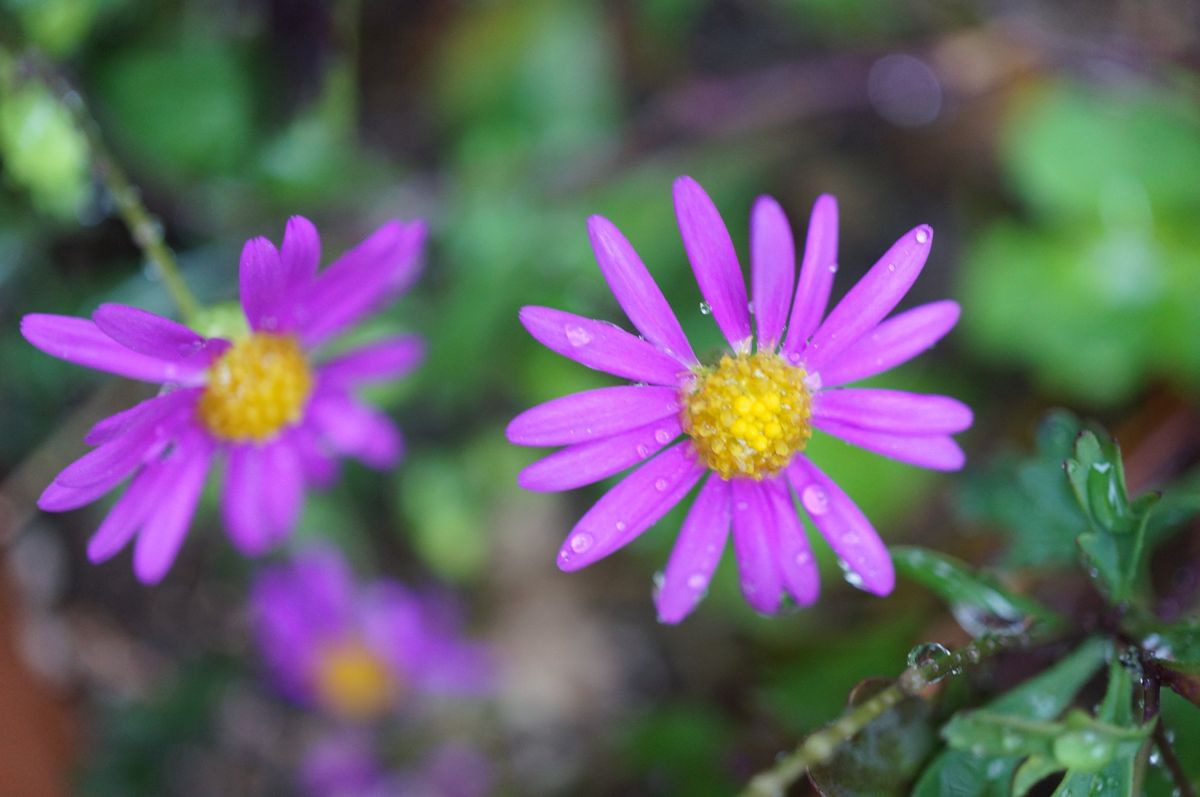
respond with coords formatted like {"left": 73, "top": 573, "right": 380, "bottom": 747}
{"left": 301, "top": 733, "right": 493, "bottom": 797}
{"left": 507, "top": 177, "right": 971, "bottom": 623}
{"left": 22, "top": 218, "right": 426, "bottom": 583}
{"left": 251, "top": 547, "right": 491, "bottom": 722}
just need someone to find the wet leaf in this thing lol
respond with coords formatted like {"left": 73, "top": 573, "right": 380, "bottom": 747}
{"left": 891, "top": 545, "right": 1061, "bottom": 635}
{"left": 1012, "top": 756, "right": 1064, "bottom": 796}
{"left": 808, "top": 678, "right": 935, "bottom": 797}
{"left": 1064, "top": 430, "right": 1138, "bottom": 535}
{"left": 1155, "top": 657, "right": 1200, "bottom": 708}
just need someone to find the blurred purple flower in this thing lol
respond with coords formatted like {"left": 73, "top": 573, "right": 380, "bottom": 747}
{"left": 22, "top": 217, "right": 426, "bottom": 582}
{"left": 508, "top": 176, "right": 970, "bottom": 622}
{"left": 252, "top": 547, "right": 491, "bottom": 722}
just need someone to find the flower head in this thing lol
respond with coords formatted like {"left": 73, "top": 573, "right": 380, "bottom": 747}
{"left": 507, "top": 177, "right": 971, "bottom": 622}
{"left": 251, "top": 547, "right": 491, "bottom": 722}
{"left": 301, "top": 733, "right": 493, "bottom": 797}
{"left": 22, "top": 217, "right": 426, "bottom": 582}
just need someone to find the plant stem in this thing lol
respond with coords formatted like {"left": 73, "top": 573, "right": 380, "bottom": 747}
{"left": 9, "top": 47, "right": 202, "bottom": 325}
{"left": 740, "top": 631, "right": 1030, "bottom": 797}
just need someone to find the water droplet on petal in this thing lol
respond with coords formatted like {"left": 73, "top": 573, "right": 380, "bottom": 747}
{"left": 615, "top": 521, "right": 627, "bottom": 532}
{"left": 686, "top": 573, "right": 708, "bottom": 591}
{"left": 838, "top": 559, "right": 865, "bottom": 589}
{"left": 887, "top": 262, "right": 896, "bottom": 272}
{"left": 828, "top": 263, "right": 838, "bottom": 273}
{"left": 915, "top": 228, "right": 929, "bottom": 244}
{"left": 654, "top": 478, "right": 669, "bottom": 492}
{"left": 654, "top": 428, "right": 673, "bottom": 444}
{"left": 794, "top": 551, "right": 812, "bottom": 566}
{"left": 735, "top": 501, "right": 749, "bottom": 511}
{"left": 801, "top": 485, "right": 830, "bottom": 515}
{"left": 635, "top": 444, "right": 650, "bottom": 458}
{"left": 569, "top": 532, "right": 594, "bottom": 553}
{"left": 564, "top": 324, "right": 593, "bottom": 347}
{"left": 699, "top": 302, "right": 712, "bottom": 315}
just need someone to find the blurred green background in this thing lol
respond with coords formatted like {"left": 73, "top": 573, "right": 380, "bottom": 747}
{"left": 0, "top": 0, "right": 1198, "bottom": 795}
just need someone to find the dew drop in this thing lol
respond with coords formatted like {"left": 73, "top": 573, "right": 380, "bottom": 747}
{"left": 794, "top": 551, "right": 812, "bottom": 566}
{"left": 654, "top": 428, "right": 673, "bottom": 444}
{"left": 828, "top": 263, "right": 838, "bottom": 273}
{"left": 735, "top": 500, "right": 749, "bottom": 511}
{"left": 654, "top": 478, "right": 669, "bottom": 492}
{"left": 801, "top": 485, "right": 830, "bottom": 515}
{"left": 906, "top": 641, "right": 951, "bottom": 680}
{"left": 887, "top": 263, "right": 896, "bottom": 272}
{"left": 686, "top": 573, "right": 708, "bottom": 591}
{"left": 838, "top": 560, "right": 865, "bottom": 589}
{"left": 569, "top": 532, "right": 594, "bottom": 554}
{"left": 615, "top": 521, "right": 627, "bottom": 532}
{"left": 699, "top": 302, "right": 712, "bottom": 315}
{"left": 915, "top": 228, "right": 929, "bottom": 244}
{"left": 635, "top": 444, "right": 650, "bottom": 458}
{"left": 564, "top": 324, "right": 593, "bottom": 347}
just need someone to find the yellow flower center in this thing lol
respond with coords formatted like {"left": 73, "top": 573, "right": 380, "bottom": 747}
{"left": 313, "top": 638, "right": 398, "bottom": 721}
{"left": 197, "top": 333, "right": 313, "bottom": 441}
{"left": 682, "top": 350, "right": 812, "bottom": 480}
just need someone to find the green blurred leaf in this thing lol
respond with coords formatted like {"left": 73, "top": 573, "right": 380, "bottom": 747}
{"left": 1064, "top": 431, "right": 1138, "bottom": 535}
{"left": 1156, "top": 657, "right": 1200, "bottom": 708}
{"left": 0, "top": 71, "right": 90, "bottom": 217}
{"left": 621, "top": 705, "right": 736, "bottom": 797}
{"left": 891, "top": 545, "right": 1061, "bottom": 635}
{"left": 1012, "top": 756, "right": 1063, "bottom": 797}
{"left": 912, "top": 638, "right": 1108, "bottom": 797}
{"left": 1048, "top": 661, "right": 1146, "bottom": 796}
{"left": 809, "top": 678, "right": 936, "bottom": 797}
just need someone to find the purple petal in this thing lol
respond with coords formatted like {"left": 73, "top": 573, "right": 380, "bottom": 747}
{"left": 519, "top": 306, "right": 686, "bottom": 386}
{"left": 506, "top": 386, "right": 680, "bottom": 447}
{"left": 813, "top": 419, "right": 966, "bottom": 471}
{"left": 587, "top": 215, "right": 697, "bottom": 365}
{"left": 222, "top": 445, "right": 269, "bottom": 555}
{"left": 21, "top": 314, "right": 207, "bottom": 383}
{"left": 518, "top": 417, "right": 682, "bottom": 492}
{"left": 308, "top": 394, "right": 404, "bottom": 469}
{"left": 293, "top": 429, "right": 339, "bottom": 488}
{"left": 787, "top": 456, "right": 894, "bottom": 595}
{"left": 556, "top": 442, "right": 705, "bottom": 572}
{"left": 85, "top": 394, "right": 167, "bottom": 446}
{"left": 239, "top": 237, "right": 289, "bottom": 332}
{"left": 39, "top": 390, "right": 198, "bottom": 511}
{"left": 766, "top": 479, "right": 820, "bottom": 606}
{"left": 750, "top": 196, "right": 796, "bottom": 348}
{"left": 92, "top": 304, "right": 208, "bottom": 363}
{"left": 263, "top": 442, "right": 304, "bottom": 536}
{"left": 731, "top": 478, "right": 782, "bottom": 614}
{"left": 132, "top": 432, "right": 213, "bottom": 584}
{"left": 655, "top": 475, "right": 731, "bottom": 624}
{"left": 781, "top": 195, "right": 839, "bottom": 357}
{"left": 820, "top": 300, "right": 960, "bottom": 388}
{"left": 673, "top": 176, "right": 751, "bottom": 350}
{"left": 804, "top": 225, "right": 934, "bottom": 375}
{"left": 87, "top": 459, "right": 168, "bottom": 563}
{"left": 294, "top": 221, "right": 426, "bottom": 347}
{"left": 318, "top": 335, "right": 425, "bottom": 388}
{"left": 280, "top": 216, "right": 321, "bottom": 290}
{"left": 814, "top": 389, "right": 973, "bottom": 435}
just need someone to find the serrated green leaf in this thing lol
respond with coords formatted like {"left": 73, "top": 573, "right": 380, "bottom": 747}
{"left": 1066, "top": 431, "right": 1136, "bottom": 535}
{"left": 943, "top": 712, "right": 1062, "bottom": 758}
{"left": 891, "top": 546, "right": 1061, "bottom": 635}
{"left": 913, "top": 639, "right": 1108, "bottom": 797}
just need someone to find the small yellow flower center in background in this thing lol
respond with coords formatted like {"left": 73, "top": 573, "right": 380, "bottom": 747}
{"left": 197, "top": 333, "right": 313, "bottom": 441}
{"left": 682, "top": 350, "right": 812, "bottom": 480}
{"left": 313, "top": 639, "right": 398, "bottom": 721}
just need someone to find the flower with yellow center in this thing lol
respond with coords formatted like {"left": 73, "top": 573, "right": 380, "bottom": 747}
{"left": 682, "top": 350, "right": 812, "bottom": 480}
{"left": 314, "top": 638, "right": 399, "bottom": 721}
{"left": 197, "top": 333, "right": 314, "bottom": 442}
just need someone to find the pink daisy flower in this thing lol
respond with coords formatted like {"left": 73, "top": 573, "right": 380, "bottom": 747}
{"left": 22, "top": 217, "right": 426, "bottom": 583}
{"left": 507, "top": 177, "right": 970, "bottom": 623}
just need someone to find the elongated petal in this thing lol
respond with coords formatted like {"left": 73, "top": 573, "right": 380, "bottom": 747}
{"left": 506, "top": 386, "right": 680, "bottom": 447}
{"left": 519, "top": 306, "right": 686, "bottom": 386}
{"left": 556, "top": 442, "right": 704, "bottom": 572}
{"left": 87, "top": 459, "right": 168, "bottom": 562}
{"left": 804, "top": 225, "right": 933, "bottom": 375}
{"left": 766, "top": 479, "right": 819, "bottom": 606}
{"left": 813, "top": 389, "right": 973, "bottom": 435}
{"left": 263, "top": 442, "right": 303, "bottom": 536}
{"left": 240, "top": 237, "right": 288, "bottom": 332}
{"left": 132, "top": 433, "right": 213, "bottom": 584}
{"left": 308, "top": 394, "right": 404, "bottom": 469}
{"left": 781, "top": 194, "right": 838, "bottom": 356}
{"left": 655, "top": 475, "right": 731, "bottom": 624}
{"left": 318, "top": 335, "right": 425, "bottom": 388}
{"left": 293, "top": 429, "right": 338, "bottom": 488}
{"left": 731, "top": 478, "right": 782, "bottom": 614}
{"left": 295, "top": 222, "right": 425, "bottom": 347}
{"left": 222, "top": 445, "right": 270, "bottom": 555}
{"left": 21, "top": 314, "right": 206, "bottom": 383}
{"left": 787, "top": 456, "right": 894, "bottom": 595}
{"left": 814, "top": 419, "right": 966, "bottom": 471}
{"left": 820, "top": 300, "right": 960, "bottom": 387}
{"left": 92, "top": 304, "right": 207, "bottom": 362}
{"left": 281, "top": 216, "right": 321, "bottom": 290}
{"left": 518, "top": 417, "right": 682, "bottom": 492}
{"left": 587, "top": 215, "right": 697, "bottom": 365}
{"left": 674, "top": 176, "right": 751, "bottom": 349}
{"left": 85, "top": 392, "right": 172, "bottom": 446}
{"left": 750, "top": 196, "right": 796, "bottom": 348}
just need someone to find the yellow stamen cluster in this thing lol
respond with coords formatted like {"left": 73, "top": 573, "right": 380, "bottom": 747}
{"left": 682, "top": 350, "right": 812, "bottom": 480}
{"left": 197, "top": 333, "right": 313, "bottom": 442}
{"left": 313, "top": 638, "right": 398, "bottom": 721}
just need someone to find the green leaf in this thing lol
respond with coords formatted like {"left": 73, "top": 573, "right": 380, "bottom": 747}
{"left": 891, "top": 546, "right": 1061, "bottom": 635}
{"left": 1065, "top": 431, "right": 1137, "bottom": 535}
{"left": 1155, "top": 657, "right": 1200, "bottom": 708}
{"left": 942, "top": 712, "right": 1062, "bottom": 758}
{"left": 912, "top": 639, "right": 1108, "bottom": 797}
{"left": 1012, "top": 757, "right": 1064, "bottom": 796}
{"left": 808, "top": 678, "right": 936, "bottom": 797}
{"left": 0, "top": 74, "right": 90, "bottom": 217}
